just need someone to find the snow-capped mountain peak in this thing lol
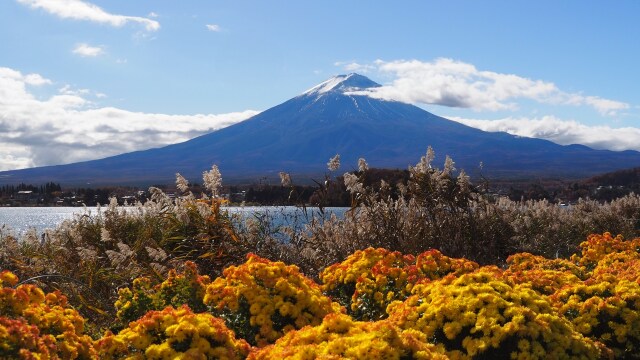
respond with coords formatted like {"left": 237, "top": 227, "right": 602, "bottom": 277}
{"left": 4, "top": 72, "right": 640, "bottom": 185}
{"left": 302, "top": 73, "right": 380, "bottom": 96}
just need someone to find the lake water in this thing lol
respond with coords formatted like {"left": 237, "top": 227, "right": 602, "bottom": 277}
{"left": 0, "top": 206, "right": 348, "bottom": 236}
{"left": 0, "top": 207, "right": 84, "bottom": 235}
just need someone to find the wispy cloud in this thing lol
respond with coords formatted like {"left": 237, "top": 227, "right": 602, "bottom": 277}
{"left": 0, "top": 67, "right": 259, "bottom": 170}
{"left": 23, "top": 73, "right": 52, "bottom": 86}
{"left": 17, "top": 0, "right": 160, "bottom": 31}
{"left": 342, "top": 58, "right": 630, "bottom": 116}
{"left": 567, "top": 95, "right": 629, "bottom": 117}
{"left": 205, "top": 24, "right": 221, "bottom": 32}
{"left": 72, "top": 43, "right": 104, "bottom": 57}
{"left": 334, "top": 61, "right": 375, "bottom": 73}
{"left": 449, "top": 115, "right": 640, "bottom": 152}
{"left": 59, "top": 84, "right": 91, "bottom": 96}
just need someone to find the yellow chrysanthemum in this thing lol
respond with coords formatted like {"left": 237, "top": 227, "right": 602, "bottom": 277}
{"left": 204, "top": 254, "right": 342, "bottom": 347}
{"left": 505, "top": 253, "right": 584, "bottom": 295}
{"left": 571, "top": 232, "right": 640, "bottom": 272}
{"left": 320, "top": 247, "right": 478, "bottom": 321}
{"left": 248, "top": 313, "right": 449, "bottom": 359}
{"left": 95, "top": 305, "right": 250, "bottom": 359}
{"left": 0, "top": 271, "right": 97, "bottom": 359}
{"left": 551, "top": 279, "right": 640, "bottom": 358}
{"left": 115, "top": 261, "right": 211, "bottom": 325}
{"left": 388, "top": 267, "right": 605, "bottom": 359}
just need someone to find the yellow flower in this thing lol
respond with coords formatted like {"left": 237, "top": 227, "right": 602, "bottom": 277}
{"left": 248, "top": 314, "right": 448, "bottom": 359}
{"left": 204, "top": 254, "right": 342, "bottom": 347}
{"left": 321, "top": 247, "right": 478, "bottom": 321}
{"left": 551, "top": 278, "right": 640, "bottom": 358}
{"left": 389, "top": 267, "right": 604, "bottom": 359}
{"left": 0, "top": 270, "right": 19, "bottom": 287}
{"left": 95, "top": 305, "right": 250, "bottom": 359}
{"left": 0, "top": 272, "right": 98, "bottom": 359}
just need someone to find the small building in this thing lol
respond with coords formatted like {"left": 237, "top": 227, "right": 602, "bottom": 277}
{"left": 16, "top": 190, "right": 38, "bottom": 204}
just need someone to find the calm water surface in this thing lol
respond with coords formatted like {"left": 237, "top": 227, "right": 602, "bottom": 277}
{"left": 0, "top": 206, "right": 348, "bottom": 235}
{"left": 0, "top": 207, "right": 87, "bottom": 235}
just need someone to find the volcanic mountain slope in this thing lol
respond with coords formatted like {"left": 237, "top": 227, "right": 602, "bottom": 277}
{"left": 2, "top": 73, "right": 640, "bottom": 185}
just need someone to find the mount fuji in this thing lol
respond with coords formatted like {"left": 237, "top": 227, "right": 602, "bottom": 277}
{"left": 2, "top": 73, "right": 640, "bottom": 185}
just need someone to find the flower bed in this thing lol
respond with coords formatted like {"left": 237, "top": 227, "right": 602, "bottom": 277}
{"left": 3, "top": 232, "right": 640, "bottom": 358}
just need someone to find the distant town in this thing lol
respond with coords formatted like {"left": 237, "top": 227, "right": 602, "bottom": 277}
{"left": 1, "top": 167, "right": 639, "bottom": 207}
{"left": 0, "top": 180, "right": 316, "bottom": 207}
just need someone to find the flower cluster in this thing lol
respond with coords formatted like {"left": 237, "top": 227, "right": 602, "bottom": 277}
{"left": 506, "top": 252, "right": 585, "bottom": 276}
{"left": 96, "top": 305, "right": 250, "bottom": 359}
{"left": 572, "top": 232, "right": 640, "bottom": 271}
{"left": 0, "top": 270, "right": 97, "bottom": 359}
{"left": 320, "top": 248, "right": 414, "bottom": 320}
{"left": 414, "top": 248, "right": 479, "bottom": 281}
{"left": 552, "top": 234, "right": 640, "bottom": 359}
{"left": 504, "top": 253, "right": 585, "bottom": 295}
{"left": 387, "top": 267, "right": 606, "bottom": 359}
{"left": 551, "top": 279, "right": 640, "bottom": 358}
{"left": 591, "top": 250, "right": 640, "bottom": 283}
{"left": 203, "top": 254, "right": 342, "bottom": 346}
{"left": 115, "top": 261, "right": 211, "bottom": 325}
{"left": 320, "top": 247, "right": 478, "bottom": 320}
{"left": 249, "top": 313, "right": 448, "bottom": 359}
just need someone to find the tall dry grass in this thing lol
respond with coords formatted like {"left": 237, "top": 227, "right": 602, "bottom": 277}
{"left": 239, "top": 148, "right": 640, "bottom": 277}
{"left": 1, "top": 148, "right": 639, "bottom": 330}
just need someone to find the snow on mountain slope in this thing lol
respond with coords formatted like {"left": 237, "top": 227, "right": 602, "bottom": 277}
{"left": 302, "top": 73, "right": 380, "bottom": 96}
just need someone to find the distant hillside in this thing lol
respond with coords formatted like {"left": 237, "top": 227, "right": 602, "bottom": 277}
{"left": 3, "top": 73, "right": 640, "bottom": 186}
{"left": 584, "top": 167, "right": 640, "bottom": 187}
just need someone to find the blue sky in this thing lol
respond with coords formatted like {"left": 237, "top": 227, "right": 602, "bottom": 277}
{"left": 1, "top": 0, "right": 640, "bottom": 171}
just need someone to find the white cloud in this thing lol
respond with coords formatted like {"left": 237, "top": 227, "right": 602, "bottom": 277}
{"left": 58, "top": 85, "right": 105, "bottom": 100}
{"left": 0, "top": 67, "right": 52, "bottom": 86}
{"left": 581, "top": 96, "right": 629, "bottom": 117}
{"left": 0, "top": 67, "right": 259, "bottom": 171}
{"left": 448, "top": 115, "right": 640, "bottom": 152}
{"left": 24, "top": 73, "right": 52, "bottom": 86}
{"left": 205, "top": 24, "right": 221, "bottom": 32}
{"left": 333, "top": 61, "right": 376, "bottom": 73}
{"left": 72, "top": 43, "right": 104, "bottom": 57}
{"left": 343, "top": 58, "right": 630, "bottom": 116}
{"left": 17, "top": 0, "right": 160, "bottom": 31}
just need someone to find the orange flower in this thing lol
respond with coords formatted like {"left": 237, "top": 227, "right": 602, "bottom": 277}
{"left": 0, "top": 271, "right": 97, "bottom": 359}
